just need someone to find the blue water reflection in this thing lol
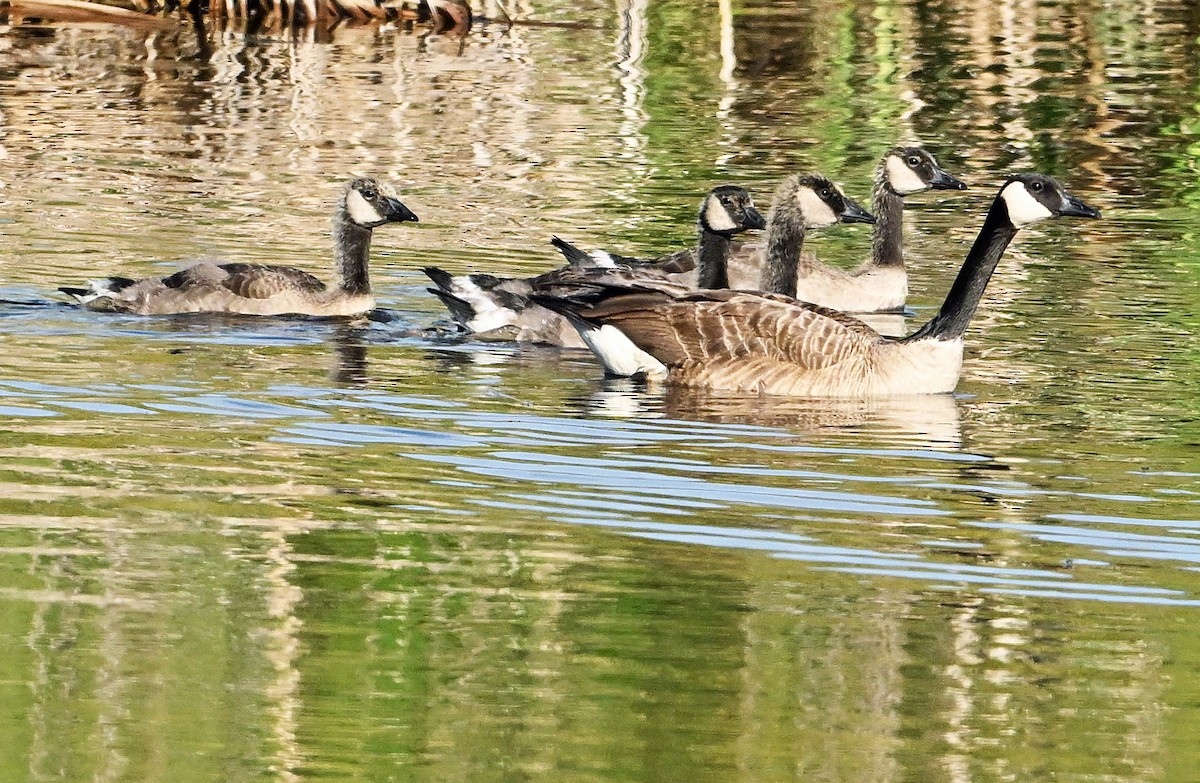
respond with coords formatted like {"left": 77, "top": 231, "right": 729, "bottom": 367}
{"left": 4, "top": 370, "right": 1200, "bottom": 610}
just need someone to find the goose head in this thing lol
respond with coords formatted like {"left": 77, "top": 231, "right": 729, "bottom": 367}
{"left": 699, "top": 185, "right": 767, "bottom": 236}
{"left": 776, "top": 173, "right": 876, "bottom": 230}
{"left": 883, "top": 146, "right": 967, "bottom": 195}
{"left": 999, "top": 173, "right": 1101, "bottom": 228}
{"left": 343, "top": 177, "right": 419, "bottom": 228}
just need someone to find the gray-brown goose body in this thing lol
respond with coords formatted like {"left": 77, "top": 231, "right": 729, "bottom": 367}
{"left": 59, "top": 178, "right": 418, "bottom": 316}
{"left": 423, "top": 185, "right": 765, "bottom": 346}
{"left": 533, "top": 173, "right": 1099, "bottom": 397}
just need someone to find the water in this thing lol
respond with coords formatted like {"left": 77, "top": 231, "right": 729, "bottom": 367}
{"left": 2, "top": 1, "right": 1200, "bottom": 780}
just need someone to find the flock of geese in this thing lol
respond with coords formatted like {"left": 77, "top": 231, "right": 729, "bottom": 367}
{"left": 59, "top": 147, "right": 1101, "bottom": 397}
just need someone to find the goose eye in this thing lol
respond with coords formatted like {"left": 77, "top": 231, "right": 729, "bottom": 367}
{"left": 820, "top": 189, "right": 831, "bottom": 199}
{"left": 1030, "top": 181, "right": 1042, "bottom": 192}
{"left": 361, "top": 188, "right": 377, "bottom": 199}
{"left": 907, "top": 156, "right": 920, "bottom": 166}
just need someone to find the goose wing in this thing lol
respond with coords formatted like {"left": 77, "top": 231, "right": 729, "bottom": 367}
{"left": 636, "top": 247, "right": 697, "bottom": 274}
{"left": 568, "top": 288, "right": 883, "bottom": 370}
{"left": 163, "top": 263, "right": 326, "bottom": 300}
{"left": 532, "top": 264, "right": 689, "bottom": 299}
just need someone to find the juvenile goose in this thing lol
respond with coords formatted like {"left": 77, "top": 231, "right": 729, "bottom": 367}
{"left": 551, "top": 146, "right": 964, "bottom": 314}
{"left": 59, "top": 177, "right": 418, "bottom": 316}
{"left": 533, "top": 173, "right": 1099, "bottom": 396}
{"left": 791, "top": 146, "right": 966, "bottom": 312}
{"left": 540, "top": 174, "right": 873, "bottom": 298}
{"left": 423, "top": 185, "right": 766, "bottom": 346}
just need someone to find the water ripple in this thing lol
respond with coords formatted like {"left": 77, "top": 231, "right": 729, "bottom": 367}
{"left": 973, "top": 522, "right": 1200, "bottom": 564}
{"left": 407, "top": 451, "right": 949, "bottom": 517}
{"left": 0, "top": 404, "right": 60, "bottom": 417}
{"left": 144, "top": 394, "right": 329, "bottom": 419}
{"left": 275, "top": 421, "right": 480, "bottom": 448}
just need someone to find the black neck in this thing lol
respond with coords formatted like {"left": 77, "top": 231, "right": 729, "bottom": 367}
{"left": 759, "top": 211, "right": 806, "bottom": 297}
{"left": 870, "top": 183, "right": 904, "bottom": 269}
{"left": 332, "top": 210, "right": 373, "bottom": 295}
{"left": 695, "top": 230, "right": 731, "bottom": 289}
{"left": 903, "top": 198, "right": 1018, "bottom": 343}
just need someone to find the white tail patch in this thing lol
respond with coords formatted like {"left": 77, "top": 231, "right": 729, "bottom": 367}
{"left": 68, "top": 279, "right": 119, "bottom": 304}
{"left": 577, "top": 323, "right": 668, "bottom": 379}
{"left": 702, "top": 195, "right": 738, "bottom": 232}
{"left": 1000, "top": 181, "right": 1054, "bottom": 228}
{"left": 589, "top": 250, "right": 618, "bottom": 268}
{"left": 885, "top": 154, "right": 929, "bottom": 195}
{"left": 448, "top": 276, "right": 518, "bottom": 332}
{"left": 796, "top": 187, "right": 840, "bottom": 229}
{"left": 346, "top": 190, "right": 386, "bottom": 226}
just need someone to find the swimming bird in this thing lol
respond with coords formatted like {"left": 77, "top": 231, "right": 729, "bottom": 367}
{"left": 532, "top": 172, "right": 876, "bottom": 377}
{"left": 59, "top": 177, "right": 418, "bottom": 317}
{"left": 550, "top": 146, "right": 964, "bottom": 315}
{"left": 532, "top": 173, "right": 1099, "bottom": 396}
{"left": 423, "top": 185, "right": 766, "bottom": 346}
{"left": 539, "top": 173, "right": 873, "bottom": 299}
{"left": 791, "top": 146, "right": 966, "bottom": 312}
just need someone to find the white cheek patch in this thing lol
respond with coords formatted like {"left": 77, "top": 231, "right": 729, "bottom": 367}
{"left": 346, "top": 190, "right": 386, "bottom": 226}
{"left": 703, "top": 196, "right": 738, "bottom": 232}
{"left": 796, "top": 188, "right": 840, "bottom": 228}
{"left": 1000, "top": 182, "right": 1055, "bottom": 228}
{"left": 885, "top": 155, "right": 929, "bottom": 195}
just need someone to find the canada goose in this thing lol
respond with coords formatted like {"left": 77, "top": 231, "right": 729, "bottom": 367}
{"left": 551, "top": 147, "right": 963, "bottom": 315}
{"left": 533, "top": 173, "right": 1099, "bottom": 396}
{"left": 538, "top": 174, "right": 873, "bottom": 298}
{"left": 59, "top": 177, "right": 418, "bottom": 317}
{"left": 423, "top": 185, "right": 766, "bottom": 346}
{"left": 791, "top": 146, "right": 966, "bottom": 312}
{"left": 533, "top": 172, "right": 876, "bottom": 377}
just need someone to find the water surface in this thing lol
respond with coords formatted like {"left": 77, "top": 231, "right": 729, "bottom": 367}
{"left": 3, "top": 1, "right": 1200, "bottom": 781}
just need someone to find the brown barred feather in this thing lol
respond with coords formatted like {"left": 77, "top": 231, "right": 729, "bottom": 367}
{"left": 217, "top": 264, "right": 327, "bottom": 299}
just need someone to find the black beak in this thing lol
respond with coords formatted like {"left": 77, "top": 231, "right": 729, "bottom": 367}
{"left": 840, "top": 197, "right": 877, "bottom": 225}
{"left": 1057, "top": 191, "right": 1101, "bottom": 220}
{"left": 929, "top": 166, "right": 968, "bottom": 191}
{"left": 384, "top": 196, "right": 419, "bottom": 223}
{"left": 743, "top": 206, "right": 767, "bottom": 231}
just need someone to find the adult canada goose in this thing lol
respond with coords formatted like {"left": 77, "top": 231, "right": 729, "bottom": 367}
{"left": 550, "top": 146, "right": 964, "bottom": 315}
{"left": 533, "top": 173, "right": 1099, "bottom": 396}
{"left": 423, "top": 185, "right": 766, "bottom": 346}
{"left": 59, "top": 177, "right": 418, "bottom": 317}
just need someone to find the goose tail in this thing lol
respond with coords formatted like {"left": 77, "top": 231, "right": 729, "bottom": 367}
{"left": 426, "top": 287, "right": 477, "bottom": 329}
{"left": 549, "top": 236, "right": 639, "bottom": 269}
{"left": 530, "top": 292, "right": 668, "bottom": 378}
{"left": 550, "top": 236, "right": 600, "bottom": 267}
{"left": 422, "top": 266, "right": 452, "bottom": 291}
{"left": 59, "top": 277, "right": 137, "bottom": 306}
{"left": 423, "top": 267, "right": 522, "bottom": 333}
